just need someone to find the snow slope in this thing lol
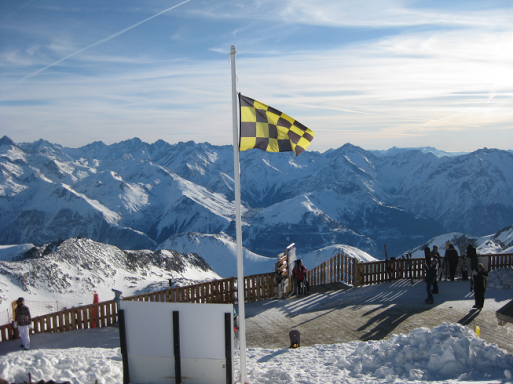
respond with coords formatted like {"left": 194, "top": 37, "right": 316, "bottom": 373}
{"left": 157, "top": 232, "right": 276, "bottom": 278}
{"left": 400, "top": 225, "right": 513, "bottom": 259}
{"left": 299, "top": 244, "right": 377, "bottom": 270}
{"left": 0, "top": 238, "right": 220, "bottom": 325}
{"left": 0, "top": 244, "right": 34, "bottom": 261}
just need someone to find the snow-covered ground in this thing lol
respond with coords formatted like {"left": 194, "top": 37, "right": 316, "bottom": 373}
{"left": 1, "top": 268, "right": 512, "bottom": 384}
{"left": 0, "top": 322, "right": 511, "bottom": 384}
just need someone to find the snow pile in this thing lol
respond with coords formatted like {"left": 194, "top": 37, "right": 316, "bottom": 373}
{"left": 1, "top": 323, "right": 512, "bottom": 384}
{"left": 243, "top": 322, "right": 513, "bottom": 384}
{"left": 487, "top": 267, "right": 513, "bottom": 289}
{"left": 0, "top": 348, "right": 123, "bottom": 383}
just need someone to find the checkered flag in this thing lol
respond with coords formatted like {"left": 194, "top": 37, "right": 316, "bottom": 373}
{"left": 239, "top": 94, "right": 315, "bottom": 156}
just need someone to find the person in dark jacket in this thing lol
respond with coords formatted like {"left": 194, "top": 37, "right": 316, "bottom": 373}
{"left": 467, "top": 243, "right": 478, "bottom": 271}
{"left": 446, "top": 244, "right": 459, "bottom": 281}
{"left": 430, "top": 246, "right": 440, "bottom": 292}
{"left": 471, "top": 263, "right": 488, "bottom": 309}
{"left": 14, "top": 297, "right": 31, "bottom": 350}
{"left": 424, "top": 246, "right": 431, "bottom": 267}
{"left": 425, "top": 259, "right": 437, "bottom": 304}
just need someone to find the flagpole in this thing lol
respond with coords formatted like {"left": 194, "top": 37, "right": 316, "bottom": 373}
{"left": 230, "top": 45, "right": 247, "bottom": 383}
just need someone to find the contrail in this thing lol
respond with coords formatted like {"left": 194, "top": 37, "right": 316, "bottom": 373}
{"left": 19, "top": 0, "right": 192, "bottom": 82}
{"left": 0, "top": 0, "right": 35, "bottom": 24}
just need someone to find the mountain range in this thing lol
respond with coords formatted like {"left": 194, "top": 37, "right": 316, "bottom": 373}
{"left": 1, "top": 135, "right": 512, "bottom": 260}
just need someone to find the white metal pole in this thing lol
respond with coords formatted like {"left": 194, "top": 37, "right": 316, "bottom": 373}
{"left": 230, "top": 45, "right": 247, "bottom": 383}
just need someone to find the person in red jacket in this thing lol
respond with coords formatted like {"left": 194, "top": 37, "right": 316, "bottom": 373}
{"left": 292, "top": 259, "right": 309, "bottom": 294}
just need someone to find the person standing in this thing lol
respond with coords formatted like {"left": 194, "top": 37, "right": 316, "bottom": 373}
{"left": 292, "top": 259, "right": 309, "bottom": 294}
{"left": 424, "top": 246, "right": 431, "bottom": 267}
{"left": 467, "top": 243, "right": 478, "bottom": 271}
{"left": 430, "top": 246, "right": 440, "bottom": 293}
{"left": 471, "top": 263, "right": 488, "bottom": 309}
{"left": 425, "top": 259, "right": 437, "bottom": 304}
{"left": 446, "top": 244, "right": 459, "bottom": 281}
{"left": 14, "top": 297, "right": 31, "bottom": 350}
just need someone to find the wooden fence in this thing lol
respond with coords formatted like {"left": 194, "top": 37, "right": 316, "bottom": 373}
{"left": 488, "top": 253, "right": 513, "bottom": 270}
{"left": 0, "top": 301, "right": 117, "bottom": 343}
{"left": 308, "top": 252, "right": 513, "bottom": 288}
{"left": 308, "top": 252, "right": 358, "bottom": 287}
{"left": 0, "top": 272, "right": 275, "bottom": 342}
{"left": 1, "top": 253, "right": 511, "bottom": 343}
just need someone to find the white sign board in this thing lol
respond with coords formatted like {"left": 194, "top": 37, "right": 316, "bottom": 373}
{"left": 119, "top": 301, "right": 233, "bottom": 384}
{"left": 287, "top": 243, "right": 297, "bottom": 277}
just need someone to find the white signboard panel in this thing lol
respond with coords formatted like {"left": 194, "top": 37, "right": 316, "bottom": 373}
{"left": 120, "top": 301, "right": 233, "bottom": 384}
{"left": 287, "top": 244, "right": 297, "bottom": 277}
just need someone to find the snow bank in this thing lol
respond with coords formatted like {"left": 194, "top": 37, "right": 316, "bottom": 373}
{"left": 243, "top": 322, "right": 513, "bottom": 383}
{"left": 1, "top": 323, "right": 511, "bottom": 384}
{"left": 487, "top": 267, "right": 513, "bottom": 289}
{"left": 0, "top": 348, "right": 123, "bottom": 384}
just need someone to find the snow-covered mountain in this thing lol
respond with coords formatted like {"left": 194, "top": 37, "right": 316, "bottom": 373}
{"left": 1, "top": 136, "right": 512, "bottom": 259}
{"left": 0, "top": 237, "right": 220, "bottom": 323}
{"left": 157, "top": 232, "right": 276, "bottom": 278}
{"left": 401, "top": 225, "right": 513, "bottom": 259}
{"left": 369, "top": 146, "right": 469, "bottom": 158}
{"left": 0, "top": 244, "right": 34, "bottom": 261}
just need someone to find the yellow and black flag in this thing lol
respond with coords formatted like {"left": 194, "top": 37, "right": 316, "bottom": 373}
{"left": 239, "top": 94, "right": 315, "bottom": 156}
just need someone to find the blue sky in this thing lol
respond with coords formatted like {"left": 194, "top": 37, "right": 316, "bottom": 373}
{"left": 1, "top": 0, "right": 512, "bottom": 153}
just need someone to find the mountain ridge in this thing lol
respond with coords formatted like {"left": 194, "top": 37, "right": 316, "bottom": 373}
{"left": 1, "top": 135, "right": 512, "bottom": 259}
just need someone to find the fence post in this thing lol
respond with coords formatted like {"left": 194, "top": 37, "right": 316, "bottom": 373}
{"left": 353, "top": 258, "right": 359, "bottom": 288}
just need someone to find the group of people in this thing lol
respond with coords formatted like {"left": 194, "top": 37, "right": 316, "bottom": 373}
{"left": 424, "top": 242, "right": 489, "bottom": 309}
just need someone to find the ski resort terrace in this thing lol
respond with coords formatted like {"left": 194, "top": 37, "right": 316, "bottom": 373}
{"left": 0, "top": 252, "right": 512, "bottom": 344}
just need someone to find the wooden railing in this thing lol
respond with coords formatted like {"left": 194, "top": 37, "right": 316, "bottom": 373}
{"left": 0, "top": 272, "right": 275, "bottom": 342}
{"left": 310, "top": 252, "right": 513, "bottom": 288}
{"left": 0, "top": 301, "right": 117, "bottom": 343}
{"left": 355, "top": 258, "right": 426, "bottom": 287}
{"left": 124, "top": 273, "right": 276, "bottom": 304}
{"left": 488, "top": 253, "right": 513, "bottom": 270}
{"left": 125, "top": 277, "right": 237, "bottom": 303}
{"left": 1, "top": 253, "right": 511, "bottom": 343}
{"left": 308, "top": 252, "right": 358, "bottom": 287}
